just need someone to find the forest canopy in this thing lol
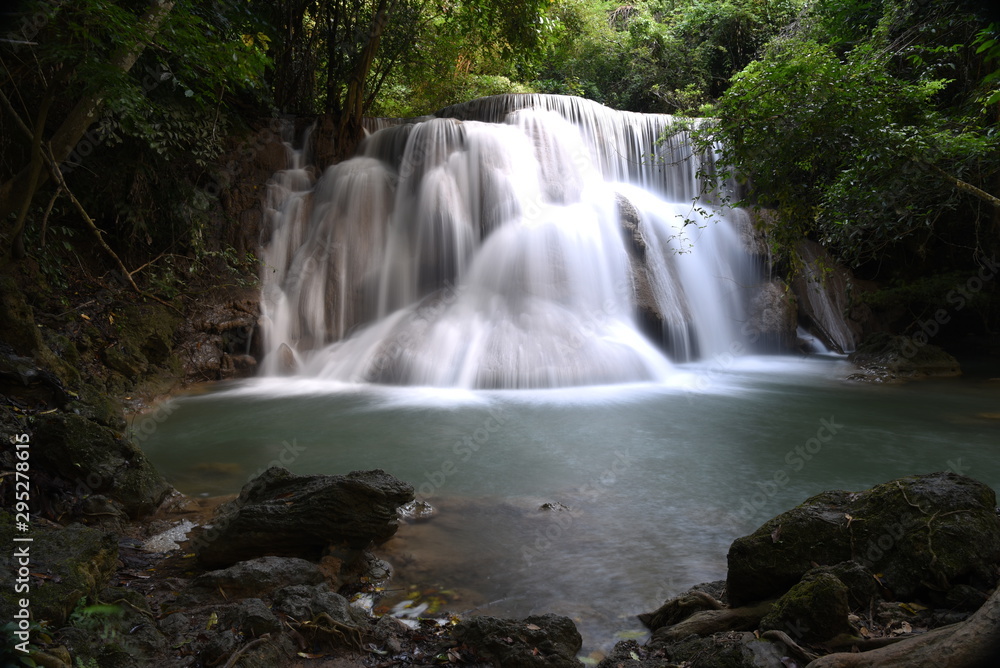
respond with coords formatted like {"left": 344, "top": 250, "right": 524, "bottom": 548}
{"left": 1, "top": 0, "right": 998, "bottom": 332}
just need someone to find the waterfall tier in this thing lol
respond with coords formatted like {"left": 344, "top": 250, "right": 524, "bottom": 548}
{"left": 261, "top": 94, "right": 754, "bottom": 388}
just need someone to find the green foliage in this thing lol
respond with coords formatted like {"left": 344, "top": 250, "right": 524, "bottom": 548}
{"left": 974, "top": 23, "right": 1000, "bottom": 107}
{"left": 1, "top": 0, "right": 272, "bottom": 284}
{"left": 263, "top": 0, "right": 549, "bottom": 118}
{"left": 522, "top": 0, "right": 803, "bottom": 114}
{"left": 709, "top": 0, "right": 1000, "bottom": 268}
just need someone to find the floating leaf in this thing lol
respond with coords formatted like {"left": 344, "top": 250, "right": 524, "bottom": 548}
{"left": 525, "top": 623, "right": 541, "bottom": 631}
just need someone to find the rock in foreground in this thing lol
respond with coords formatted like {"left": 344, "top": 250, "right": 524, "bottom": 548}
{"left": 454, "top": 613, "right": 583, "bottom": 667}
{"left": 193, "top": 466, "right": 414, "bottom": 567}
{"left": 726, "top": 471, "right": 1000, "bottom": 606}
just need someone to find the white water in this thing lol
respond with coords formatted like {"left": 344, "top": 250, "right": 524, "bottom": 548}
{"left": 260, "top": 94, "right": 754, "bottom": 388}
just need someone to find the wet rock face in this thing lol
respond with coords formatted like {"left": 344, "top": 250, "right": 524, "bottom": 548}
{"left": 454, "top": 613, "right": 584, "bottom": 668}
{"left": 193, "top": 466, "right": 414, "bottom": 567}
{"left": 32, "top": 412, "right": 172, "bottom": 519}
{"left": 792, "top": 239, "right": 874, "bottom": 354}
{"left": 726, "top": 472, "right": 1000, "bottom": 606}
{"left": 174, "top": 289, "right": 261, "bottom": 383}
{"left": 746, "top": 280, "right": 798, "bottom": 352}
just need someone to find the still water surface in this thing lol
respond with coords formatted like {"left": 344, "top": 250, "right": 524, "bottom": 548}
{"left": 140, "top": 355, "right": 1000, "bottom": 651}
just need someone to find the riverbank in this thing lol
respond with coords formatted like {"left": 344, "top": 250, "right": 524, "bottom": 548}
{"left": 4, "top": 451, "right": 1000, "bottom": 667}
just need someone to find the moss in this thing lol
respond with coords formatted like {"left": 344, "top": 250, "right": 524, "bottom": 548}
{"left": 759, "top": 572, "right": 851, "bottom": 643}
{"left": 32, "top": 412, "right": 171, "bottom": 518}
{"left": 113, "top": 304, "right": 181, "bottom": 368}
{"left": 0, "top": 275, "right": 72, "bottom": 384}
{"left": 0, "top": 512, "right": 118, "bottom": 626}
{"left": 852, "top": 472, "right": 1000, "bottom": 597}
{"left": 727, "top": 473, "right": 1000, "bottom": 605}
{"left": 727, "top": 490, "right": 854, "bottom": 606}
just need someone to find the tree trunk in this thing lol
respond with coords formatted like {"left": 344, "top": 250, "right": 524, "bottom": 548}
{"left": 0, "top": 0, "right": 176, "bottom": 223}
{"left": 333, "top": 0, "right": 396, "bottom": 162}
{"left": 806, "top": 586, "right": 1000, "bottom": 667}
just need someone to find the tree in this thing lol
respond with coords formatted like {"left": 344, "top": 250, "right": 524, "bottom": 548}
{"left": 260, "top": 0, "right": 549, "bottom": 159}
{"left": 709, "top": 0, "right": 1000, "bottom": 268}
{"left": 0, "top": 0, "right": 269, "bottom": 264}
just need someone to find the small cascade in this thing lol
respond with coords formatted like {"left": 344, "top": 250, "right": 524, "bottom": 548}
{"left": 794, "top": 241, "right": 859, "bottom": 354}
{"left": 260, "top": 94, "right": 756, "bottom": 388}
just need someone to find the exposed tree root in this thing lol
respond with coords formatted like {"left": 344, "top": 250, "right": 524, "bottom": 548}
{"left": 640, "top": 589, "right": 725, "bottom": 630}
{"left": 806, "top": 587, "right": 1000, "bottom": 667}
{"left": 652, "top": 599, "right": 775, "bottom": 642}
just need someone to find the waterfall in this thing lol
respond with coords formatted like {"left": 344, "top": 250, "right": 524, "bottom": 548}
{"left": 260, "top": 94, "right": 755, "bottom": 388}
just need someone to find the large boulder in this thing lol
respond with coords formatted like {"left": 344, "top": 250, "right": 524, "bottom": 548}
{"left": 193, "top": 467, "right": 414, "bottom": 567}
{"left": 727, "top": 472, "right": 1000, "bottom": 606}
{"left": 189, "top": 556, "right": 326, "bottom": 599}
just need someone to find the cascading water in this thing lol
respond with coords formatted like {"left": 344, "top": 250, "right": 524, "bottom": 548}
{"left": 260, "top": 94, "right": 755, "bottom": 388}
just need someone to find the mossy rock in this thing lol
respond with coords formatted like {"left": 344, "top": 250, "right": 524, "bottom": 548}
{"left": 850, "top": 472, "right": 1000, "bottom": 597}
{"left": 0, "top": 512, "right": 118, "bottom": 626}
{"left": 727, "top": 472, "right": 1000, "bottom": 606}
{"left": 848, "top": 332, "right": 961, "bottom": 379}
{"left": 112, "top": 303, "right": 181, "bottom": 368}
{"left": 727, "top": 489, "right": 854, "bottom": 606}
{"left": 32, "top": 412, "right": 171, "bottom": 518}
{"left": 0, "top": 275, "right": 72, "bottom": 383}
{"left": 759, "top": 571, "right": 852, "bottom": 643}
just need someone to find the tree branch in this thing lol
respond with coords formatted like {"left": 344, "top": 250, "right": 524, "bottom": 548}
{"left": 41, "top": 143, "right": 179, "bottom": 312}
{"left": 0, "top": 0, "right": 176, "bottom": 222}
{"left": 922, "top": 161, "right": 1000, "bottom": 211}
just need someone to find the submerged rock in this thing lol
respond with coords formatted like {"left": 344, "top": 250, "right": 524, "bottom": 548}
{"left": 726, "top": 471, "right": 1000, "bottom": 606}
{"left": 193, "top": 466, "right": 414, "bottom": 567}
